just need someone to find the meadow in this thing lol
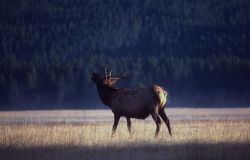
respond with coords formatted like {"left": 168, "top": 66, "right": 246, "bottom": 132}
{"left": 0, "top": 108, "right": 250, "bottom": 160}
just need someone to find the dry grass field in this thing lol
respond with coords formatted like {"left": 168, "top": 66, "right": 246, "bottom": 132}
{"left": 0, "top": 108, "right": 250, "bottom": 160}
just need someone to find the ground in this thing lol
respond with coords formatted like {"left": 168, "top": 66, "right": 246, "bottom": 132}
{"left": 0, "top": 108, "right": 250, "bottom": 160}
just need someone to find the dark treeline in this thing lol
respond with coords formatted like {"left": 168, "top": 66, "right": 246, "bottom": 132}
{"left": 1, "top": 54, "right": 250, "bottom": 108}
{"left": 0, "top": 0, "right": 250, "bottom": 109}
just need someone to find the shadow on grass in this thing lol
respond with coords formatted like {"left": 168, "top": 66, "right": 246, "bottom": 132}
{"left": 1, "top": 142, "right": 250, "bottom": 160}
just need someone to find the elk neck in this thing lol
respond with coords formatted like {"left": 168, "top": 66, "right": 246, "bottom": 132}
{"left": 96, "top": 83, "right": 117, "bottom": 106}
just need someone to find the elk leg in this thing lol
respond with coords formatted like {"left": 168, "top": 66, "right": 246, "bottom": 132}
{"left": 111, "top": 115, "right": 120, "bottom": 137}
{"left": 159, "top": 109, "right": 172, "bottom": 136}
{"left": 126, "top": 117, "right": 132, "bottom": 136}
{"left": 151, "top": 113, "right": 161, "bottom": 137}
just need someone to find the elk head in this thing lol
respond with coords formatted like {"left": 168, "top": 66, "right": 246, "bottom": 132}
{"left": 91, "top": 68, "right": 127, "bottom": 87}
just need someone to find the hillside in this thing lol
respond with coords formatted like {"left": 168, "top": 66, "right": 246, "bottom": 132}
{"left": 0, "top": 0, "right": 250, "bottom": 109}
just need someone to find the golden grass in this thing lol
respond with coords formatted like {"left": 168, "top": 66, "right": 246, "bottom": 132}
{"left": 0, "top": 109, "right": 250, "bottom": 160}
{"left": 0, "top": 120, "right": 250, "bottom": 160}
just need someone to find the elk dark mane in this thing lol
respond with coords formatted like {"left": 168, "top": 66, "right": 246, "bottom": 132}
{"left": 96, "top": 83, "right": 117, "bottom": 106}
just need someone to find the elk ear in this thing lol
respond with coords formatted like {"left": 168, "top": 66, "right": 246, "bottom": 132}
{"left": 104, "top": 77, "right": 120, "bottom": 86}
{"left": 108, "top": 78, "right": 120, "bottom": 86}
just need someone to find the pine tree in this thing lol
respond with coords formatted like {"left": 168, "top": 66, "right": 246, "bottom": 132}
{"left": 9, "top": 76, "right": 20, "bottom": 105}
{"left": 57, "top": 75, "right": 65, "bottom": 105}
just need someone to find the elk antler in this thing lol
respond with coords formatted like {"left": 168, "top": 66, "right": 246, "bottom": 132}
{"left": 113, "top": 71, "right": 128, "bottom": 79}
{"left": 105, "top": 67, "right": 108, "bottom": 79}
{"left": 123, "top": 71, "right": 127, "bottom": 78}
{"left": 105, "top": 68, "right": 113, "bottom": 79}
{"left": 109, "top": 70, "right": 112, "bottom": 77}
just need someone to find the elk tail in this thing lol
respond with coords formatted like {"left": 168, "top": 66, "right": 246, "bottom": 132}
{"left": 159, "top": 90, "right": 167, "bottom": 108}
{"left": 152, "top": 85, "right": 168, "bottom": 108}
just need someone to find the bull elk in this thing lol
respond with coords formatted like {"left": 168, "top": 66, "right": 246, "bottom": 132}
{"left": 91, "top": 69, "right": 172, "bottom": 137}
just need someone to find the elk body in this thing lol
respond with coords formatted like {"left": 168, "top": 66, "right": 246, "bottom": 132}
{"left": 91, "top": 71, "right": 172, "bottom": 137}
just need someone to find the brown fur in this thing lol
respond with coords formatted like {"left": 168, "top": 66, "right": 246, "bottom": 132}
{"left": 92, "top": 72, "right": 172, "bottom": 137}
